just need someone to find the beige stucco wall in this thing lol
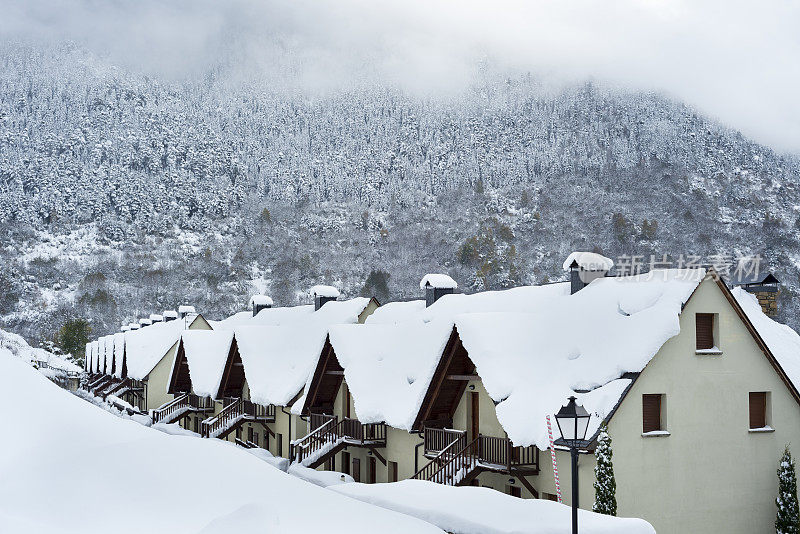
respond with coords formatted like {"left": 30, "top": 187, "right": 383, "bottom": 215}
{"left": 144, "top": 341, "right": 178, "bottom": 412}
{"left": 559, "top": 275, "right": 800, "bottom": 534}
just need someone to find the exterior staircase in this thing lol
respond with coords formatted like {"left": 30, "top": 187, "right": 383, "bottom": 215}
{"left": 200, "top": 398, "right": 274, "bottom": 440}
{"left": 290, "top": 415, "right": 387, "bottom": 468}
{"left": 152, "top": 393, "right": 214, "bottom": 425}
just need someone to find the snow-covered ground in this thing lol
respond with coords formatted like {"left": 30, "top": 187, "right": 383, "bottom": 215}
{"left": 333, "top": 480, "right": 656, "bottom": 534}
{"left": 0, "top": 352, "right": 443, "bottom": 534}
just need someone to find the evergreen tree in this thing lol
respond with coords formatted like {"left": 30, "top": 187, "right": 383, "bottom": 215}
{"left": 776, "top": 446, "right": 800, "bottom": 534}
{"left": 57, "top": 318, "right": 91, "bottom": 366}
{"left": 593, "top": 424, "right": 617, "bottom": 516}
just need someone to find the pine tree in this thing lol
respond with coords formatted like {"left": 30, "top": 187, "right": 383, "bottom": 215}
{"left": 776, "top": 446, "right": 800, "bottom": 534}
{"left": 593, "top": 424, "right": 617, "bottom": 516}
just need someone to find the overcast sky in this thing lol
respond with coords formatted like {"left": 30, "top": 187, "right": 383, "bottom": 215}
{"left": 2, "top": 0, "right": 799, "bottom": 154}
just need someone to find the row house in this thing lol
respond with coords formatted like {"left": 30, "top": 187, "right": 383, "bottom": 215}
{"left": 290, "top": 257, "right": 800, "bottom": 534}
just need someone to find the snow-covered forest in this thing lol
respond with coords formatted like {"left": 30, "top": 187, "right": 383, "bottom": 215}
{"left": 2, "top": 40, "right": 800, "bottom": 345}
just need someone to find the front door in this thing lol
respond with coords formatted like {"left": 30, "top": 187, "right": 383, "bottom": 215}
{"left": 470, "top": 391, "right": 480, "bottom": 441}
{"left": 352, "top": 458, "right": 361, "bottom": 482}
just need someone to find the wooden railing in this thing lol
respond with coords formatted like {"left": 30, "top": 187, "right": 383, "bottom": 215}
{"left": 414, "top": 435, "right": 477, "bottom": 485}
{"left": 424, "top": 427, "right": 465, "bottom": 456}
{"left": 291, "top": 415, "right": 342, "bottom": 464}
{"left": 415, "top": 433, "right": 539, "bottom": 484}
{"left": 152, "top": 393, "right": 214, "bottom": 424}
{"left": 342, "top": 418, "right": 386, "bottom": 445}
{"left": 310, "top": 412, "right": 336, "bottom": 432}
{"left": 200, "top": 398, "right": 274, "bottom": 439}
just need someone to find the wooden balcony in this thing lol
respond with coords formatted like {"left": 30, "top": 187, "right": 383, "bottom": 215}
{"left": 291, "top": 415, "right": 386, "bottom": 468}
{"left": 152, "top": 393, "right": 215, "bottom": 425}
{"left": 422, "top": 428, "right": 539, "bottom": 475}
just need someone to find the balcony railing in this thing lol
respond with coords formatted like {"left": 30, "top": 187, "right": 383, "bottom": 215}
{"left": 423, "top": 427, "right": 465, "bottom": 456}
{"left": 342, "top": 418, "right": 386, "bottom": 445}
{"left": 200, "top": 398, "right": 275, "bottom": 439}
{"left": 152, "top": 393, "right": 215, "bottom": 424}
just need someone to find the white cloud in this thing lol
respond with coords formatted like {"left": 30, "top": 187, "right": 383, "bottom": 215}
{"left": 2, "top": 0, "right": 799, "bottom": 153}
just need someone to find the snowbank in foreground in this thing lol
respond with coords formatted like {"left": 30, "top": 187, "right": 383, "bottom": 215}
{"left": 289, "top": 463, "right": 355, "bottom": 487}
{"left": 332, "top": 480, "right": 655, "bottom": 534}
{"left": 0, "top": 353, "right": 442, "bottom": 534}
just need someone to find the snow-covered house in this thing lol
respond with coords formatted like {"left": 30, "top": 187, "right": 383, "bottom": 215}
{"left": 196, "top": 294, "right": 379, "bottom": 457}
{"left": 294, "top": 260, "right": 800, "bottom": 534}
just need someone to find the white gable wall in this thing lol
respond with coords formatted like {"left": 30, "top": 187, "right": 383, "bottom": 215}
{"left": 581, "top": 275, "right": 800, "bottom": 533}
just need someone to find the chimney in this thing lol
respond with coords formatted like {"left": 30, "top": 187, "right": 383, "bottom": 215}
{"left": 250, "top": 295, "right": 274, "bottom": 316}
{"left": 309, "top": 285, "right": 340, "bottom": 311}
{"left": 139, "top": 318, "right": 152, "bottom": 328}
{"left": 128, "top": 322, "right": 140, "bottom": 330}
{"left": 121, "top": 325, "right": 130, "bottom": 332}
{"left": 564, "top": 252, "right": 613, "bottom": 294}
{"left": 149, "top": 313, "right": 164, "bottom": 324}
{"left": 732, "top": 268, "right": 780, "bottom": 317}
{"left": 420, "top": 274, "right": 457, "bottom": 307}
{"left": 163, "top": 310, "right": 178, "bottom": 322}
{"left": 178, "top": 305, "right": 196, "bottom": 320}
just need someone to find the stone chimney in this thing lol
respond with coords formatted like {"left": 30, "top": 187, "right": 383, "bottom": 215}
{"left": 309, "top": 285, "right": 340, "bottom": 311}
{"left": 250, "top": 295, "right": 274, "bottom": 316}
{"left": 563, "top": 252, "right": 613, "bottom": 294}
{"left": 163, "top": 310, "right": 178, "bottom": 322}
{"left": 732, "top": 270, "right": 780, "bottom": 317}
{"left": 420, "top": 274, "right": 457, "bottom": 307}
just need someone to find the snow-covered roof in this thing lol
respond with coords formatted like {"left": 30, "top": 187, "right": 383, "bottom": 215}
{"left": 139, "top": 318, "right": 152, "bottom": 326}
{"left": 103, "top": 335, "right": 115, "bottom": 374}
{"left": 454, "top": 269, "right": 704, "bottom": 448}
{"left": 230, "top": 298, "right": 372, "bottom": 407}
{"left": 178, "top": 305, "right": 196, "bottom": 314}
{"left": 128, "top": 323, "right": 140, "bottom": 330}
{"left": 309, "top": 285, "right": 340, "bottom": 298}
{"left": 163, "top": 310, "right": 178, "bottom": 319}
{"left": 563, "top": 251, "right": 614, "bottom": 271}
{"left": 734, "top": 287, "right": 800, "bottom": 392}
{"left": 178, "top": 330, "right": 234, "bottom": 398}
{"left": 124, "top": 320, "right": 186, "bottom": 380}
{"left": 250, "top": 295, "right": 274, "bottom": 307}
{"left": 328, "top": 321, "right": 453, "bottom": 430}
{"left": 366, "top": 300, "right": 426, "bottom": 325}
{"left": 113, "top": 333, "right": 126, "bottom": 379}
{"left": 325, "top": 269, "right": 705, "bottom": 447}
{"left": 149, "top": 314, "right": 164, "bottom": 322}
{"left": 211, "top": 304, "right": 315, "bottom": 329}
{"left": 121, "top": 325, "right": 130, "bottom": 332}
{"left": 419, "top": 274, "right": 458, "bottom": 290}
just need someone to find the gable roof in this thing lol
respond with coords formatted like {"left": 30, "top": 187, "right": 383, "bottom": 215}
{"left": 112, "top": 333, "right": 125, "bottom": 379}
{"left": 123, "top": 315, "right": 204, "bottom": 381}
{"left": 216, "top": 298, "right": 373, "bottom": 407}
{"left": 174, "top": 330, "right": 235, "bottom": 399}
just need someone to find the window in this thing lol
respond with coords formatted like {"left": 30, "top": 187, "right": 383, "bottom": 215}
{"left": 543, "top": 493, "right": 559, "bottom": 502}
{"left": 642, "top": 394, "right": 664, "bottom": 433}
{"left": 749, "top": 392, "right": 771, "bottom": 430}
{"left": 509, "top": 486, "right": 522, "bottom": 498}
{"left": 388, "top": 461, "right": 398, "bottom": 483}
{"left": 696, "top": 313, "right": 715, "bottom": 350}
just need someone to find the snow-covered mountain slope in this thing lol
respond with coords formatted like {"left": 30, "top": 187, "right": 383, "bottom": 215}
{"left": 2, "top": 43, "right": 800, "bottom": 343}
{"left": 0, "top": 327, "right": 81, "bottom": 378}
{"left": 0, "top": 351, "right": 443, "bottom": 534}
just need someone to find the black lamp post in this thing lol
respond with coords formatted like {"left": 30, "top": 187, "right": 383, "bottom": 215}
{"left": 554, "top": 396, "right": 591, "bottom": 534}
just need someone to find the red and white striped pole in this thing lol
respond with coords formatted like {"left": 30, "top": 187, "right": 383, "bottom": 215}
{"left": 546, "top": 415, "right": 563, "bottom": 503}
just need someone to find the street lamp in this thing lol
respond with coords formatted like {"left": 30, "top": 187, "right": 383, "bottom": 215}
{"left": 555, "top": 396, "right": 591, "bottom": 534}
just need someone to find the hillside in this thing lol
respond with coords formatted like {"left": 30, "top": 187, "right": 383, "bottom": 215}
{"left": 2, "top": 42, "right": 800, "bottom": 345}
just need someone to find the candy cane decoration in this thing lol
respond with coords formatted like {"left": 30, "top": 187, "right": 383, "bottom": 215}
{"left": 546, "top": 415, "right": 563, "bottom": 503}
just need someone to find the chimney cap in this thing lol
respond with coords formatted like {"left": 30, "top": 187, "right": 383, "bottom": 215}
{"left": 128, "top": 322, "right": 141, "bottom": 330}
{"left": 562, "top": 252, "right": 614, "bottom": 272}
{"left": 149, "top": 314, "right": 164, "bottom": 322}
{"left": 163, "top": 310, "right": 178, "bottom": 319}
{"left": 121, "top": 325, "right": 130, "bottom": 332}
{"left": 249, "top": 295, "right": 274, "bottom": 307}
{"left": 178, "top": 305, "right": 196, "bottom": 314}
{"left": 420, "top": 274, "right": 458, "bottom": 290}
{"left": 308, "top": 285, "right": 340, "bottom": 298}
{"left": 139, "top": 318, "right": 153, "bottom": 326}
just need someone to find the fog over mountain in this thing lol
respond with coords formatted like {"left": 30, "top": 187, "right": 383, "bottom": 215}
{"left": 1, "top": 0, "right": 799, "bottom": 345}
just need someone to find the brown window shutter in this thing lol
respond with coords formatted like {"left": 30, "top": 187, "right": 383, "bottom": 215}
{"left": 696, "top": 314, "right": 714, "bottom": 350}
{"left": 642, "top": 394, "right": 662, "bottom": 433}
{"left": 749, "top": 392, "right": 766, "bottom": 429}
